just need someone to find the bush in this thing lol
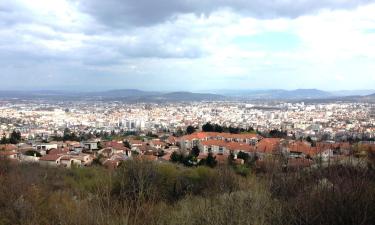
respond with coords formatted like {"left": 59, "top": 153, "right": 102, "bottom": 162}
{"left": 234, "top": 164, "right": 251, "bottom": 177}
{"left": 24, "top": 150, "right": 42, "bottom": 157}
{"left": 269, "top": 165, "right": 375, "bottom": 225}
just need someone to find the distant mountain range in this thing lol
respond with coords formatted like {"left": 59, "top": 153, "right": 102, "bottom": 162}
{"left": 212, "top": 89, "right": 375, "bottom": 100}
{"left": 0, "top": 89, "right": 374, "bottom": 102}
{"left": 0, "top": 89, "right": 227, "bottom": 102}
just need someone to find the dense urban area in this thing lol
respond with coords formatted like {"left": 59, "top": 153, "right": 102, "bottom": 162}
{"left": 1, "top": 99, "right": 375, "bottom": 225}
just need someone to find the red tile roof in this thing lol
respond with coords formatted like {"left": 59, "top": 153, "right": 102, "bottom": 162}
{"left": 257, "top": 138, "right": 282, "bottom": 154}
{"left": 288, "top": 141, "right": 320, "bottom": 156}
{"left": 103, "top": 141, "right": 128, "bottom": 150}
{"left": 39, "top": 154, "right": 62, "bottom": 161}
{"left": 0, "top": 144, "right": 17, "bottom": 151}
{"left": 48, "top": 148, "right": 69, "bottom": 155}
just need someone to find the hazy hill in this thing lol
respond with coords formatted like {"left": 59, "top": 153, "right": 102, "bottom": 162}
{"left": 216, "top": 89, "right": 333, "bottom": 100}
{"left": 331, "top": 90, "right": 375, "bottom": 96}
{"left": 89, "top": 89, "right": 160, "bottom": 98}
{"left": 0, "top": 89, "right": 373, "bottom": 102}
{"left": 0, "top": 89, "right": 225, "bottom": 102}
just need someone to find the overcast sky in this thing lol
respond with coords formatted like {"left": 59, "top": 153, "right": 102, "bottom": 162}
{"left": 1, "top": 0, "right": 375, "bottom": 91}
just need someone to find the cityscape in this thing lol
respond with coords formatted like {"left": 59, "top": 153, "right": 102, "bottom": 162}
{"left": 1, "top": 96, "right": 375, "bottom": 167}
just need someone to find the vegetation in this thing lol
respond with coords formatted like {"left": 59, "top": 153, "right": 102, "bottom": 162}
{"left": 0, "top": 157, "right": 375, "bottom": 225}
{"left": 198, "top": 152, "right": 217, "bottom": 168}
{"left": 268, "top": 129, "right": 288, "bottom": 138}
{"left": 24, "top": 150, "right": 42, "bottom": 157}
{"left": 186, "top": 125, "right": 196, "bottom": 134}
{"left": 202, "top": 122, "right": 255, "bottom": 134}
{"left": 0, "top": 130, "right": 22, "bottom": 144}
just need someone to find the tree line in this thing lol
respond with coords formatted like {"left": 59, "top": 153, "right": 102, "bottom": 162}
{"left": 0, "top": 130, "right": 22, "bottom": 144}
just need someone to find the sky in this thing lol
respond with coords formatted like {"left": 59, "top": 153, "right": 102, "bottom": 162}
{"left": 1, "top": 0, "right": 375, "bottom": 91}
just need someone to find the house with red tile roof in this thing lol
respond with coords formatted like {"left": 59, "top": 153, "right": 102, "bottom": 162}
{"left": 256, "top": 138, "right": 283, "bottom": 156}
{"left": 39, "top": 154, "right": 63, "bottom": 167}
{"left": 199, "top": 140, "right": 230, "bottom": 155}
{"left": 48, "top": 148, "right": 70, "bottom": 155}
{"left": 199, "top": 140, "right": 256, "bottom": 156}
{"left": 61, "top": 153, "right": 93, "bottom": 168}
{"left": 166, "top": 136, "right": 177, "bottom": 145}
{"left": 100, "top": 142, "right": 132, "bottom": 157}
{"left": 149, "top": 140, "right": 167, "bottom": 149}
{"left": 60, "top": 155, "right": 83, "bottom": 168}
{"left": 179, "top": 132, "right": 262, "bottom": 150}
{"left": 0, "top": 144, "right": 18, "bottom": 160}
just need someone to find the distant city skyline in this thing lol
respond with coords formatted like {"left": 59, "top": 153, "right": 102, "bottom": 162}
{"left": 1, "top": 0, "right": 375, "bottom": 90}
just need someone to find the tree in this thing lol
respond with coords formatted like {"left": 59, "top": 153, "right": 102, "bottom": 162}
{"left": 186, "top": 125, "right": 196, "bottom": 135}
{"left": 174, "top": 128, "right": 184, "bottom": 137}
{"left": 170, "top": 151, "right": 183, "bottom": 163}
{"left": 228, "top": 153, "right": 235, "bottom": 166}
{"left": 199, "top": 153, "right": 217, "bottom": 168}
{"left": 0, "top": 133, "right": 7, "bottom": 144}
{"left": 202, "top": 122, "right": 214, "bottom": 132}
{"left": 63, "top": 128, "right": 80, "bottom": 141}
{"left": 24, "top": 150, "right": 41, "bottom": 157}
{"left": 191, "top": 146, "right": 200, "bottom": 157}
{"left": 213, "top": 124, "right": 224, "bottom": 133}
{"left": 182, "top": 154, "right": 197, "bottom": 167}
{"left": 269, "top": 129, "right": 287, "bottom": 138}
{"left": 9, "top": 130, "right": 21, "bottom": 144}
{"left": 123, "top": 140, "right": 131, "bottom": 149}
{"left": 237, "top": 151, "right": 250, "bottom": 162}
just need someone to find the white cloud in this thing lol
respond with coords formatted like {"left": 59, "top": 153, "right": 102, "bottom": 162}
{"left": 1, "top": 0, "right": 375, "bottom": 90}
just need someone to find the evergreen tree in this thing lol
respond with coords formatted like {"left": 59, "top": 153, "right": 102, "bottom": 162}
{"left": 191, "top": 146, "right": 200, "bottom": 157}
{"left": 186, "top": 125, "right": 196, "bottom": 134}
{"left": 205, "top": 153, "right": 217, "bottom": 168}
{"left": 202, "top": 122, "right": 214, "bottom": 132}
{"left": 9, "top": 130, "right": 21, "bottom": 144}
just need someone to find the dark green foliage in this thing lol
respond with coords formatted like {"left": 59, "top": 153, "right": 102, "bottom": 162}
{"left": 63, "top": 128, "right": 80, "bottom": 141}
{"left": 234, "top": 165, "right": 251, "bottom": 177}
{"left": 198, "top": 152, "right": 217, "bottom": 168}
{"left": 182, "top": 154, "right": 197, "bottom": 167}
{"left": 123, "top": 140, "right": 131, "bottom": 149}
{"left": 170, "top": 151, "right": 183, "bottom": 163}
{"left": 9, "top": 130, "right": 21, "bottom": 144}
{"left": 191, "top": 146, "right": 200, "bottom": 157}
{"left": 269, "top": 129, "right": 287, "bottom": 138}
{"left": 237, "top": 151, "right": 250, "bottom": 162}
{"left": 24, "top": 150, "right": 42, "bottom": 157}
{"left": 0, "top": 130, "right": 22, "bottom": 144}
{"left": 170, "top": 152, "right": 197, "bottom": 167}
{"left": 202, "top": 122, "right": 214, "bottom": 132}
{"left": 0, "top": 135, "right": 6, "bottom": 144}
{"left": 186, "top": 125, "right": 196, "bottom": 134}
{"left": 174, "top": 128, "right": 184, "bottom": 137}
{"left": 202, "top": 122, "right": 255, "bottom": 134}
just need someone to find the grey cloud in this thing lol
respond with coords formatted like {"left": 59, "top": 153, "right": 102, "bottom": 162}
{"left": 0, "top": 2, "right": 32, "bottom": 26}
{"left": 78, "top": 0, "right": 375, "bottom": 27}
